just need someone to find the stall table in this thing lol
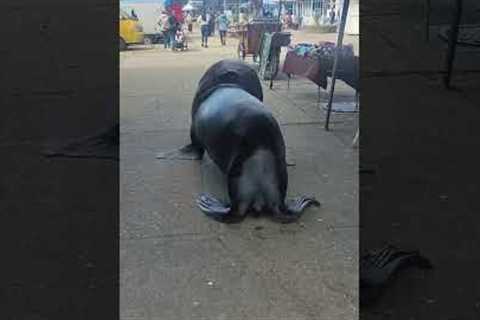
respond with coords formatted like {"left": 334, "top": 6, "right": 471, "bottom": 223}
{"left": 237, "top": 20, "right": 282, "bottom": 61}
{"left": 282, "top": 51, "right": 359, "bottom": 91}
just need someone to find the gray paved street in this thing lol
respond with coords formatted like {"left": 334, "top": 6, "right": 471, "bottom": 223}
{"left": 120, "top": 30, "right": 358, "bottom": 320}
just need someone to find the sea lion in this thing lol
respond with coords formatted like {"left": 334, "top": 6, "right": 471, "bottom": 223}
{"left": 158, "top": 59, "right": 264, "bottom": 161}
{"left": 158, "top": 59, "right": 320, "bottom": 223}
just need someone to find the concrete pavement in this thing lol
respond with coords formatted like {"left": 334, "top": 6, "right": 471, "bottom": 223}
{"left": 120, "top": 30, "right": 358, "bottom": 320}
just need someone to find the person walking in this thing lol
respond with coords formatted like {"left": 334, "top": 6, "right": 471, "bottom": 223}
{"left": 131, "top": 9, "right": 138, "bottom": 20}
{"left": 291, "top": 12, "right": 298, "bottom": 30}
{"left": 238, "top": 10, "right": 248, "bottom": 26}
{"left": 159, "top": 11, "right": 171, "bottom": 48}
{"left": 208, "top": 11, "right": 216, "bottom": 36}
{"left": 282, "top": 12, "right": 291, "bottom": 29}
{"left": 167, "top": 11, "right": 178, "bottom": 51}
{"left": 197, "top": 13, "right": 210, "bottom": 47}
{"left": 186, "top": 12, "right": 193, "bottom": 32}
{"left": 217, "top": 12, "right": 229, "bottom": 46}
{"left": 329, "top": 4, "right": 336, "bottom": 25}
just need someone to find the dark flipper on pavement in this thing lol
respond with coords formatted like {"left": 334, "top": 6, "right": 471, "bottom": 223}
{"left": 156, "top": 144, "right": 204, "bottom": 160}
{"left": 43, "top": 124, "right": 119, "bottom": 160}
{"left": 360, "top": 244, "right": 433, "bottom": 306}
{"left": 195, "top": 193, "right": 245, "bottom": 223}
{"left": 273, "top": 196, "right": 321, "bottom": 223}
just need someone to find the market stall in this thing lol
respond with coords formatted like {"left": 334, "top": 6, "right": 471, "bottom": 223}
{"left": 236, "top": 18, "right": 282, "bottom": 61}
{"left": 258, "top": 31, "right": 291, "bottom": 81}
{"left": 282, "top": 42, "right": 358, "bottom": 91}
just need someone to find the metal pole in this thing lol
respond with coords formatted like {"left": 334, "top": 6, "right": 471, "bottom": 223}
{"left": 325, "top": 0, "right": 349, "bottom": 130}
{"left": 444, "top": 0, "right": 462, "bottom": 89}
{"left": 425, "top": 0, "right": 430, "bottom": 41}
{"left": 279, "top": 0, "right": 283, "bottom": 22}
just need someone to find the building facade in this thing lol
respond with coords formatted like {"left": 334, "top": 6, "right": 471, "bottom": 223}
{"left": 292, "top": 0, "right": 343, "bottom": 27}
{"left": 345, "top": 0, "right": 358, "bottom": 35}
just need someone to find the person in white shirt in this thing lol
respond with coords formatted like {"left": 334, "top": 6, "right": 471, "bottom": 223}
{"left": 291, "top": 13, "right": 298, "bottom": 30}
{"left": 174, "top": 26, "right": 185, "bottom": 50}
{"left": 158, "top": 11, "right": 171, "bottom": 48}
{"left": 238, "top": 10, "right": 248, "bottom": 26}
{"left": 185, "top": 12, "right": 193, "bottom": 32}
{"left": 197, "top": 13, "right": 210, "bottom": 47}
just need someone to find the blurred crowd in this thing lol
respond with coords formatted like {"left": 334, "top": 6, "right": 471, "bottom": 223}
{"left": 156, "top": 7, "right": 304, "bottom": 50}
{"left": 157, "top": 9, "right": 231, "bottom": 50}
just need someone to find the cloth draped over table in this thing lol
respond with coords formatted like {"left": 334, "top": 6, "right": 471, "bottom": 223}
{"left": 258, "top": 32, "right": 291, "bottom": 80}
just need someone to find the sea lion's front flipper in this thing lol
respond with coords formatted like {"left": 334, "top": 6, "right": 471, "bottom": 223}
{"left": 273, "top": 196, "right": 320, "bottom": 223}
{"left": 156, "top": 144, "right": 204, "bottom": 160}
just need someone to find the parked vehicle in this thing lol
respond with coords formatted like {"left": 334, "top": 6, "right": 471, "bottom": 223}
{"left": 121, "top": 3, "right": 164, "bottom": 45}
{"left": 119, "top": 8, "right": 144, "bottom": 50}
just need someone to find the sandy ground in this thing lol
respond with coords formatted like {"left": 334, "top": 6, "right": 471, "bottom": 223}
{"left": 120, "top": 29, "right": 358, "bottom": 319}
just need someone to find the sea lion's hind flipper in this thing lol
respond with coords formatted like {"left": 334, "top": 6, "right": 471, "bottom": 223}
{"left": 360, "top": 246, "right": 433, "bottom": 306}
{"left": 272, "top": 196, "right": 320, "bottom": 224}
{"left": 286, "top": 196, "right": 320, "bottom": 215}
{"left": 360, "top": 245, "right": 433, "bottom": 288}
{"left": 156, "top": 144, "right": 204, "bottom": 160}
{"left": 196, "top": 193, "right": 232, "bottom": 220}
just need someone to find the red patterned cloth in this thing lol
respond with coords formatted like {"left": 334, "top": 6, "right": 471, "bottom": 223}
{"left": 282, "top": 51, "right": 329, "bottom": 89}
{"left": 170, "top": 3, "right": 183, "bottom": 24}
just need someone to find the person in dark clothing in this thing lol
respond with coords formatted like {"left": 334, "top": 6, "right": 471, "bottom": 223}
{"left": 208, "top": 11, "right": 216, "bottom": 36}
{"left": 329, "top": 5, "right": 336, "bottom": 25}
{"left": 131, "top": 9, "right": 138, "bottom": 19}
{"left": 167, "top": 12, "right": 178, "bottom": 51}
